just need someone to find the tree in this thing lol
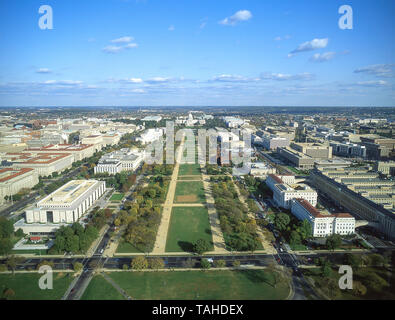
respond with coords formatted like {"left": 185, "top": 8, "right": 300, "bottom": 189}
{"left": 290, "top": 230, "right": 302, "bottom": 247}
{"left": 274, "top": 213, "right": 290, "bottom": 231}
{"left": 73, "top": 262, "right": 83, "bottom": 272}
{"left": 344, "top": 253, "right": 362, "bottom": 269}
{"left": 193, "top": 239, "right": 211, "bottom": 255}
{"left": 299, "top": 219, "right": 312, "bottom": 240}
{"left": 368, "top": 253, "right": 385, "bottom": 267}
{"left": 266, "top": 262, "right": 283, "bottom": 288}
{"left": 2, "top": 288, "right": 15, "bottom": 300}
{"left": 149, "top": 258, "right": 165, "bottom": 270}
{"left": 0, "top": 238, "right": 13, "bottom": 256}
{"left": 321, "top": 260, "right": 332, "bottom": 278}
{"left": 131, "top": 256, "right": 148, "bottom": 270}
{"left": 232, "top": 260, "right": 241, "bottom": 268}
{"left": 353, "top": 281, "right": 367, "bottom": 296}
{"left": 200, "top": 258, "right": 211, "bottom": 269}
{"left": 326, "top": 234, "right": 342, "bottom": 251}
{"left": 0, "top": 216, "right": 14, "bottom": 239}
{"left": 364, "top": 271, "right": 388, "bottom": 291}
{"left": 214, "top": 259, "right": 226, "bottom": 268}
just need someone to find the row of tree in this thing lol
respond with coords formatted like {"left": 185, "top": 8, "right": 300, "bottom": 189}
{"left": 211, "top": 179, "right": 261, "bottom": 252}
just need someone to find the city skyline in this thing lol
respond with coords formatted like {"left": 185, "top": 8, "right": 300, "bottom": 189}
{"left": 0, "top": 0, "right": 394, "bottom": 106}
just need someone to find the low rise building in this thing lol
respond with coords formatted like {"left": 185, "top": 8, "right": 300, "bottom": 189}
{"left": 94, "top": 148, "right": 144, "bottom": 174}
{"left": 0, "top": 168, "right": 39, "bottom": 204}
{"left": 14, "top": 179, "right": 106, "bottom": 236}
{"left": 266, "top": 174, "right": 317, "bottom": 209}
{"left": 25, "top": 144, "right": 96, "bottom": 162}
{"left": 2, "top": 152, "right": 74, "bottom": 176}
{"left": 291, "top": 198, "right": 355, "bottom": 237}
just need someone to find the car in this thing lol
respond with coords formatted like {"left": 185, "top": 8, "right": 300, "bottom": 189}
{"left": 279, "top": 248, "right": 283, "bottom": 252}
{"left": 100, "top": 249, "right": 104, "bottom": 254}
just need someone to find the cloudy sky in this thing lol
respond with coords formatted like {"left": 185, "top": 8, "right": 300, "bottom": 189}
{"left": 0, "top": 0, "right": 394, "bottom": 107}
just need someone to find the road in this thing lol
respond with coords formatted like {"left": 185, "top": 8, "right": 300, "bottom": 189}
{"left": 63, "top": 172, "right": 144, "bottom": 300}
{"left": 0, "top": 167, "right": 82, "bottom": 218}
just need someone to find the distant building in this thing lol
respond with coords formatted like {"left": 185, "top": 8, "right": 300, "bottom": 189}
{"left": 25, "top": 144, "right": 96, "bottom": 162}
{"left": 310, "top": 168, "right": 395, "bottom": 241}
{"left": 0, "top": 168, "right": 39, "bottom": 204}
{"left": 330, "top": 142, "right": 366, "bottom": 158}
{"left": 266, "top": 174, "right": 317, "bottom": 209}
{"left": 141, "top": 116, "right": 162, "bottom": 122}
{"left": 94, "top": 148, "right": 144, "bottom": 174}
{"left": 1, "top": 152, "right": 74, "bottom": 176}
{"left": 260, "top": 135, "right": 290, "bottom": 150}
{"left": 136, "top": 128, "right": 164, "bottom": 145}
{"left": 374, "top": 161, "right": 395, "bottom": 176}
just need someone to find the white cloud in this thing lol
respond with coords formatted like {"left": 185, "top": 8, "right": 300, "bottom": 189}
{"left": 124, "top": 43, "right": 138, "bottom": 49}
{"left": 356, "top": 80, "right": 388, "bottom": 87}
{"left": 288, "top": 38, "right": 329, "bottom": 57}
{"left": 212, "top": 74, "right": 259, "bottom": 82}
{"left": 354, "top": 64, "right": 395, "bottom": 78}
{"left": 36, "top": 68, "right": 52, "bottom": 74}
{"left": 127, "top": 78, "right": 143, "bottom": 83}
{"left": 146, "top": 77, "right": 170, "bottom": 83}
{"left": 111, "top": 36, "right": 134, "bottom": 43}
{"left": 260, "top": 72, "right": 314, "bottom": 81}
{"left": 168, "top": 25, "right": 175, "bottom": 31}
{"left": 102, "top": 45, "right": 124, "bottom": 54}
{"left": 41, "top": 80, "right": 83, "bottom": 86}
{"left": 310, "top": 52, "right": 336, "bottom": 62}
{"left": 219, "top": 10, "right": 252, "bottom": 26}
{"left": 131, "top": 88, "right": 145, "bottom": 93}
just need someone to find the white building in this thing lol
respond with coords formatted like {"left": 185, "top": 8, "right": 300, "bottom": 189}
{"left": 0, "top": 168, "right": 39, "bottom": 204}
{"left": 94, "top": 148, "right": 145, "bottom": 174}
{"left": 249, "top": 162, "right": 276, "bottom": 177}
{"left": 141, "top": 116, "right": 162, "bottom": 122}
{"left": 136, "top": 128, "right": 164, "bottom": 145}
{"left": 15, "top": 180, "right": 106, "bottom": 236}
{"left": 291, "top": 198, "right": 356, "bottom": 237}
{"left": 266, "top": 174, "right": 317, "bottom": 209}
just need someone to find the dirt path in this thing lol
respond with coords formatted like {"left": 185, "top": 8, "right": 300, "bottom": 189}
{"left": 152, "top": 135, "right": 185, "bottom": 254}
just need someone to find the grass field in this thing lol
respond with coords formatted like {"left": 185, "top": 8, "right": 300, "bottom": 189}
{"left": 0, "top": 272, "right": 73, "bottom": 300}
{"left": 108, "top": 270, "right": 290, "bottom": 300}
{"left": 178, "top": 164, "right": 201, "bottom": 176}
{"left": 116, "top": 241, "right": 144, "bottom": 253}
{"left": 178, "top": 176, "right": 202, "bottom": 181}
{"left": 81, "top": 275, "right": 124, "bottom": 300}
{"left": 174, "top": 181, "right": 205, "bottom": 203}
{"left": 110, "top": 193, "right": 125, "bottom": 201}
{"left": 166, "top": 207, "right": 213, "bottom": 252}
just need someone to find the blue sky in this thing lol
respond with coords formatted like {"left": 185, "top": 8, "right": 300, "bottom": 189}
{"left": 0, "top": 0, "right": 394, "bottom": 106}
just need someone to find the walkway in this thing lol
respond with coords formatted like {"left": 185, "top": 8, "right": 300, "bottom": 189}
{"left": 101, "top": 272, "right": 133, "bottom": 300}
{"left": 152, "top": 135, "right": 185, "bottom": 254}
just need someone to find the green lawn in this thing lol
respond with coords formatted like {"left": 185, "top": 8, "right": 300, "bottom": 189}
{"left": 166, "top": 207, "right": 213, "bottom": 252}
{"left": 116, "top": 241, "right": 144, "bottom": 253}
{"left": 108, "top": 270, "right": 290, "bottom": 300}
{"left": 178, "top": 164, "right": 201, "bottom": 176}
{"left": 0, "top": 272, "right": 73, "bottom": 300}
{"left": 174, "top": 181, "right": 206, "bottom": 203}
{"left": 110, "top": 193, "right": 125, "bottom": 201}
{"left": 178, "top": 176, "right": 202, "bottom": 181}
{"left": 81, "top": 275, "right": 124, "bottom": 300}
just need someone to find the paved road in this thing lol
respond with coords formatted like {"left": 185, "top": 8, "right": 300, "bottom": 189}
{"left": 0, "top": 167, "right": 82, "bottom": 218}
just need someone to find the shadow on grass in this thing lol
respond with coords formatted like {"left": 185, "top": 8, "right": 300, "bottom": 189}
{"left": 239, "top": 269, "right": 276, "bottom": 288}
{"left": 178, "top": 241, "right": 194, "bottom": 252}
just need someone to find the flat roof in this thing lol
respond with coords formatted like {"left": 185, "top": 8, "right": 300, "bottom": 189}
{"left": 0, "top": 167, "right": 34, "bottom": 182}
{"left": 38, "top": 180, "right": 98, "bottom": 206}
